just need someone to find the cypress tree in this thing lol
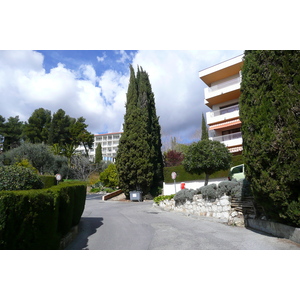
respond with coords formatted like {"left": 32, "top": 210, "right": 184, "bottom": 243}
{"left": 116, "top": 65, "right": 164, "bottom": 198}
{"left": 240, "top": 50, "right": 300, "bottom": 226}
{"left": 201, "top": 113, "right": 209, "bottom": 140}
{"left": 136, "top": 67, "right": 164, "bottom": 196}
{"left": 116, "top": 65, "right": 153, "bottom": 197}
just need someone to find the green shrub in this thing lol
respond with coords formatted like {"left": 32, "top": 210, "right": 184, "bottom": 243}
{"left": 199, "top": 184, "right": 217, "bottom": 200}
{"left": 0, "top": 181, "right": 87, "bottom": 249}
{"left": 0, "top": 165, "right": 44, "bottom": 191}
{"left": 153, "top": 194, "right": 175, "bottom": 204}
{"left": 174, "top": 189, "right": 196, "bottom": 205}
{"left": 217, "top": 181, "right": 240, "bottom": 198}
{"left": 99, "top": 164, "right": 119, "bottom": 188}
{"left": 0, "top": 189, "right": 60, "bottom": 249}
{"left": 40, "top": 175, "right": 56, "bottom": 188}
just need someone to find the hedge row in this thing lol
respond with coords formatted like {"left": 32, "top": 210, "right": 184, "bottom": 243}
{"left": 0, "top": 181, "right": 87, "bottom": 250}
{"left": 164, "top": 155, "right": 244, "bottom": 184}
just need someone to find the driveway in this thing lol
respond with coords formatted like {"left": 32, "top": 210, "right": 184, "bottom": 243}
{"left": 66, "top": 194, "right": 300, "bottom": 250}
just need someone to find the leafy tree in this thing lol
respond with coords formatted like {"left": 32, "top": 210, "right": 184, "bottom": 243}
{"left": 95, "top": 143, "right": 103, "bottom": 163}
{"left": 201, "top": 113, "right": 209, "bottom": 140}
{"left": 23, "top": 108, "right": 51, "bottom": 143}
{"left": 69, "top": 116, "right": 94, "bottom": 156}
{"left": 240, "top": 50, "right": 300, "bottom": 226}
{"left": 116, "top": 65, "right": 154, "bottom": 197}
{"left": 99, "top": 163, "right": 119, "bottom": 188}
{"left": 1, "top": 116, "right": 24, "bottom": 151}
{"left": 183, "top": 139, "right": 231, "bottom": 186}
{"left": 48, "top": 109, "right": 73, "bottom": 146}
{"left": 164, "top": 150, "right": 184, "bottom": 167}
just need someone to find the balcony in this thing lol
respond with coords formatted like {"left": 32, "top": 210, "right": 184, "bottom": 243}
{"left": 204, "top": 76, "right": 241, "bottom": 108}
{"left": 206, "top": 104, "right": 240, "bottom": 125}
{"left": 210, "top": 132, "right": 242, "bottom": 148}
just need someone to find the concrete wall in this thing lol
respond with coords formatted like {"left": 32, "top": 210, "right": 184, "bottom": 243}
{"left": 163, "top": 178, "right": 227, "bottom": 196}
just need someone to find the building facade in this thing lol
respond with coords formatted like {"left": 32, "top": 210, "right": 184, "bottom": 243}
{"left": 76, "top": 132, "right": 122, "bottom": 162}
{"left": 199, "top": 54, "right": 244, "bottom": 155}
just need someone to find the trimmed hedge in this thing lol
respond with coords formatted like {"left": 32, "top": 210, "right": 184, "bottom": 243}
{"left": 40, "top": 175, "right": 56, "bottom": 189}
{"left": 164, "top": 155, "right": 244, "bottom": 184}
{"left": 0, "top": 181, "right": 86, "bottom": 250}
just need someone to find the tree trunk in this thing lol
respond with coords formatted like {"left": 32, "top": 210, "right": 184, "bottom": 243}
{"left": 204, "top": 173, "right": 209, "bottom": 186}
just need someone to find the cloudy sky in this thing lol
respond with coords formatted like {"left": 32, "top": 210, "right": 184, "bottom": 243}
{"left": 0, "top": 50, "right": 244, "bottom": 146}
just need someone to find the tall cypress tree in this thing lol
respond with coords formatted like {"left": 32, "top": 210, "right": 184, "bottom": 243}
{"left": 136, "top": 67, "right": 164, "bottom": 195}
{"left": 116, "top": 65, "right": 153, "bottom": 197}
{"left": 201, "top": 113, "right": 209, "bottom": 140}
{"left": 240, "top": 50, "right": 300, "bottom": 226}
{"left": 116, "top": 65, "right": 164, "bottom": 198}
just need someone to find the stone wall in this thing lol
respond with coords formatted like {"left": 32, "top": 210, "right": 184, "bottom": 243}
{"left": 155, "top": 194, "right": 245, "bottom": 226}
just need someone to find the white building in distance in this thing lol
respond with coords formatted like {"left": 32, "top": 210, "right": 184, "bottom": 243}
{"left": 76, "top": 132, "right": 122, "bottom": 162}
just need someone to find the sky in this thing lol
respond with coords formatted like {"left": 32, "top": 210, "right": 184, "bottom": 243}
{"left": 0, "top": 50, "right": 244, "bottom": 147}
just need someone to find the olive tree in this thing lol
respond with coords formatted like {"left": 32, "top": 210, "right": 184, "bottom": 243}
{"left": 183, "top": 139, "right": 231, "bottom": 185}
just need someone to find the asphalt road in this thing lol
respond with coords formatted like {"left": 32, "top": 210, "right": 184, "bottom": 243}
{"left": 66, "top": 194, "right": 300, "bottom": 250}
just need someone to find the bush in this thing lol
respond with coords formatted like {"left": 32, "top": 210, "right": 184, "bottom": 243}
{"left": 0, "top": 189, "right": 60, "bottom": 249}
{"left": 40, "top": 175, "right": 56, "bottom": 188}
{"left": 0, "top": 181, "right": 87, "bottom": 249}
{"left": 217, "top": 181, "right": 240, "bottom": 198}
{"left": 0, "top": 165, "right": 44, "bottom": 191}
{"left": 99, "top": 164, "right": 119, "bottom": 188}
{"left": 153, "top": 194, "right": 175, "bottom": 204}
{"left": 199, "top": 184, "right": 217, "bottom": 200}
{"left": 174, "top": 189, "right": 196, "bottom": 205}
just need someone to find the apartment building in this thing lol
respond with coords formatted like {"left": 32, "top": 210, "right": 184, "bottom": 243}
{"left": 76, "top": 132, "right": 122, "bottom": 162}
{"left": 199, "top": 54, "right": 244, "bottom": 155}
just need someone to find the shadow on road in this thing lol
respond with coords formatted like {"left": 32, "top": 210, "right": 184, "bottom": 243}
{"left": 66, "top": 217, "right": 104, "bottom": 250}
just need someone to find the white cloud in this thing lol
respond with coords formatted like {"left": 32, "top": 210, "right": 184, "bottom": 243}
{"left": 0, "top": 51, "right": 126, "bottom": 134}
{"left": 116, "top": 50, "right": 132, "bottom": 64}
{"left": 97, "top": 53, "right": 106, "bottom": 62}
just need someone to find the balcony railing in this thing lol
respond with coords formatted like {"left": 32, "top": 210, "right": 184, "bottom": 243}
{"left": 207, "top": 76, "right": 241, "bottom": 93}
{"left": 209, "top": 104, "right": 239, "bottom": 117}
{"left": 211, "top": 132, "right": 242, "bottom": 143}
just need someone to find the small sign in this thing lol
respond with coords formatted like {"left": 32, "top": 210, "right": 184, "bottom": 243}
{"left": 171, "top": 172, "right": 177, "bottom": 180}
{"left": 55, "top": 174, "right": 62, "bottom": 181}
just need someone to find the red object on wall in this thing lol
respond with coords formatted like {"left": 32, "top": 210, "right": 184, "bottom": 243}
{"left": 181, "top": 182, "right": 185, "bottom": 190}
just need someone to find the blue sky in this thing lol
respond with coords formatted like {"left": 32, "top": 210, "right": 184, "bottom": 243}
{"left": 0, "top": 50, "right": 244, "bottom": 147}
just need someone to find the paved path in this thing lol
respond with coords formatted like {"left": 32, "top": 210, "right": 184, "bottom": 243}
{"left": 66, "top": 194, "right": 300, "bottom": 250}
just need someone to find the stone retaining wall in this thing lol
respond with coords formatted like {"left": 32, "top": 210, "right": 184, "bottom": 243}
{"left": 155, "top": 194, "right": 245, "bottom": 226}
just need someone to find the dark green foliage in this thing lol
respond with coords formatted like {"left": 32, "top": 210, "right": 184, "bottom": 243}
{"left": 183, "top": 139, "right": 232, "bottom": 186}
{"left": 0, "top": 116, "right": 24, "bottom": 151}
{"left": 0, "top": 181, "right": 86, "bottom": 249}
{"left": 23, "top": 108, "right": 51, "bottom": 144}
{"left": 95, "top": 143, "right": 103, "bottom": 163}
{"left": 240, "top": 50, "right": 300, "bottom": 226}
{"left": 0, "top": 190, "right": 60, "bottom": 249}
{"left": 201, "top": 113, "right": 209, "bottom": 140}
{"left": 164, "top": 155, "right": 243, "bottom": 184}
{"left": 0, "top": 165, "right": 44, "bottom": 191}
{"left": 116, "top": 65, "right": 164, "bottom": 197}
{"left": 40, "top": 175, "right": 56, "bottom": 188}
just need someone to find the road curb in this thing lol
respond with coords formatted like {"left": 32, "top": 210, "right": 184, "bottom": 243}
{"left": 246, "top": 219, "right": 300, "bottom": 244}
